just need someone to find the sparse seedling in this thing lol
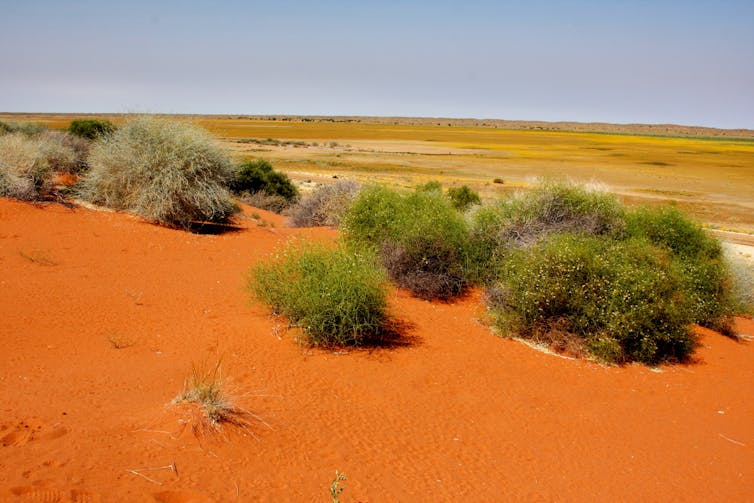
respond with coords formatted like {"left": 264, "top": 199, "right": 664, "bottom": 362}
{"left": 126, "top": 290, "right": 144, "bottom": 305}
{"left": 330, "top": 471, "right": 346, "bottom": 503}
{"left": 108, "top": 334, "right": 135, "bottom": 349}
{"left": 18, "top": 249, "right": 58, "bottom": 266}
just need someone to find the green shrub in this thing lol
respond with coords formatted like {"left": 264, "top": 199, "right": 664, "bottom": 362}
{"left": 80, "top": 116, "right": 237, "bottom": 229}
{"left": 447, "top": 185, "right": 481, "bottom": 211}
{"left": 466, "top": 202, "right": 509, "bottom": 284}
{"left": 343, "top": 187, "right": 471, "bottom": 300}
{"left": 250, "top": 242, "right": 389, "bottom": 346}
{"left": 416, "top": 180, "right": 443, "bottom": 193}
{"left": 67, "top": 119, "right": 116, "bottom": 140}
{"left": 626, "top": 206, "right": 720, "bottom": 260}
{"left": 381, "top": 234, "right": 466, "bottom": 300}
{"left": 626, "top": 206, "right": 733, "bottom": 332}
{"left": 229, "top": 159, "right": 298, "bottom": 211}
{"left": 340, "top": 185, "right": 405, "bottom": 247}
{"left": 476, "top": 180, "right": 740, "bottom": 363}
{"left": 288, "top": 179, "right": 360, "bottom": 227}
{"left": 488, "top": 233, "right": 697, "bottom": 365}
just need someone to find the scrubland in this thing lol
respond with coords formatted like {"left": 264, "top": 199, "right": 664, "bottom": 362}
{"left": 1, "top": 114, "right": 753, "bottom": 501}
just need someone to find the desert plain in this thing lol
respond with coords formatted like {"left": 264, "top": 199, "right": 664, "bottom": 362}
{"left": 1, "top": 114, "right": 754, "bottom": 502}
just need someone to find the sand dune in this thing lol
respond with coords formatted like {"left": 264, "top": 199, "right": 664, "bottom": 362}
{"left": 1, "top": 198, "right": 752, "bottom": 501}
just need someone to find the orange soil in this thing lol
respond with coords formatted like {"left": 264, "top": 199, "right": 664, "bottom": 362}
{"left": 1, "top": 198, "right": 753, "bottom": 502}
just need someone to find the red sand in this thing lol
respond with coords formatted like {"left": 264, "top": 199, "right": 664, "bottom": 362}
{"left": 1, "top": 198, "right": 752, "bottom": 502}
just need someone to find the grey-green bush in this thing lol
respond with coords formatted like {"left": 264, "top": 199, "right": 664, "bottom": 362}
{"left": 41, "top": 131, "right": 89, "bottom": 174}
{"left": 80, "top": 116, "right": 237, "bottom": 229}
{"left": 468, "top": 181, "right": 626, "bottom": 284}
{"left": 288, "top": 179, "right": 360, "bottom": 227}
{"left": 724, "top": 246, "right": 754, "bottom": 315}
{"left": 250, "top": 241, "right": 389, "bottom": 346}
{"left": 494, "top": 180, "right": 625, "bottom": 247}
{"left": 0, "top": 133, "right": 64, "bottom": 200}
{"left": 0, "top": 121, "right": 46, "bottom": 137}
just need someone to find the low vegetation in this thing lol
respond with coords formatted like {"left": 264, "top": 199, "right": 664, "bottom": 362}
{"left": 416, "top": 181, "right": 481, "bottom": 211}
{"left": 467, "top": 181, "right": 627, "bottom": 283}
{"left": 416, "top": 180, "right": 443, "bottom": 193}
{"left": 68, "top": 119, "right": 116, "bottom": 140}
{"left": 0, "top": 130, "right": 86, "bottom": 200}
{"left": 229, "top": 159, "right": 299, "bottom": 213}
{"left": 173, "top": 361, "right": 243, "bottom": 428}
{"left": 724, "top": 249, "right": 754, "bottom": 315}
{"left": 250, "top": 241, "right": 389, "bottom": 346}
{"left": 0, "top": 133, "right": 55, "bottom": 200}
{"left": 0, "top": 120, "right": 46, "bottom": 136}
{"left": 488, "top": 234, "right": 697, "bottom": 364}
{"left": 343, "top": 186, "right": 470, "bottom": 300}
{"left": 481, "top": 181, "right": 737, "bottom": 364}
{"left": 625, "top": 206, "right": 734, "bottom": 333}
{"left": 287, "top": 179, "right": 360, "bottom": 227}
{"left": 330, "top": 471, "right": 347, "bottom": 503}
{"left": 80, "top": 116, "right": 237, "bottom": 229}
{"left": 447, "top": 185, "right": 481, "bottom": 211}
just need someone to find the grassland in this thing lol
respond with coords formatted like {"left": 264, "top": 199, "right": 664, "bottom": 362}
{"left": 3, "top": 113, "right": 753, "bottom": 231}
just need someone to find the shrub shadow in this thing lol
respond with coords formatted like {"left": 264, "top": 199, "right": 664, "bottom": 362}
{"left": 187, "top": 221, "right": 245, "bottom": 235}
{"left": 362, "top": 317, "right": 420, "bottom": 351}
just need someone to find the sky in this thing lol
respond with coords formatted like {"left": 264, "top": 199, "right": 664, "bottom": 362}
{"left": 1, "top": 0, "right": 753, "bottom": 128}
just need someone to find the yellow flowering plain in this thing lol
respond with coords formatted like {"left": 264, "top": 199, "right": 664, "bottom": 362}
{"left": 4, "top": 114, "right": 753, "bottom": 230}
{"left": 195, "top": 118, "right": 753, "bottom": 230}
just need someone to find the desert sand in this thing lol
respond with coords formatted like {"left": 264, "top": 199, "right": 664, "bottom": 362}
{"left": 1, "top": 198, "right": 753, "bottom": 502}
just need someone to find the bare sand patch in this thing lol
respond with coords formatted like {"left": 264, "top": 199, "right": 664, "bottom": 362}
{"left": 1, "top": 198, "right": 753, "bottom": 501}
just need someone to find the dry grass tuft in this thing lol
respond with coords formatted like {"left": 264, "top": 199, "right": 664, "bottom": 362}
{"left": 173, "top": 361, "right": 242, "bottom": 428}
{"left": 172, "top": 361, "right": 271, "bottom": 438}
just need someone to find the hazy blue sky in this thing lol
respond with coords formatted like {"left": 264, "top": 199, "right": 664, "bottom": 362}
{"left": 1, "top": 0, "right": 753, "bottom": 128}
